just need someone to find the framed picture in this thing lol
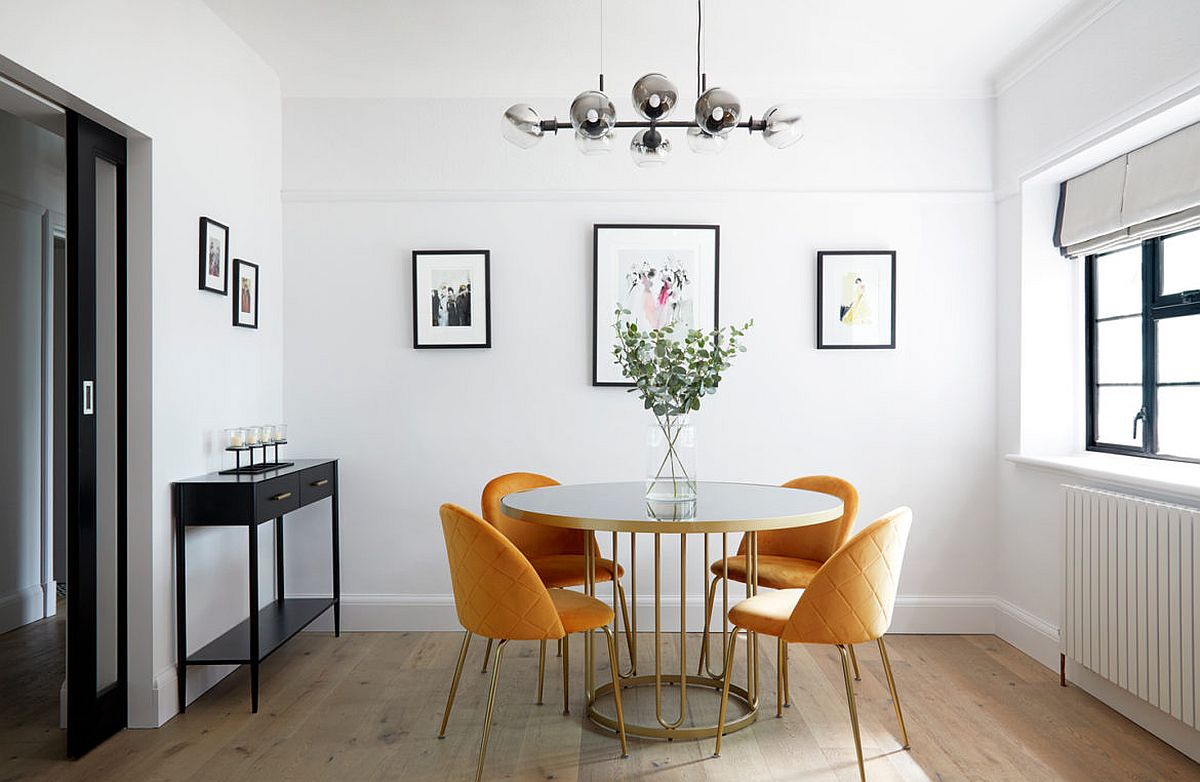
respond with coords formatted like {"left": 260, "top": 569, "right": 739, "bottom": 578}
{"left": 816, "top": 250, "right": 896, "bottom": 349}
{"left": 593, "top": 224, "right": 720, "bottom": 386}
{"left": 412, "top": 250, "right": 491, "bottom": 349}
{"left": 232, "top": 259, "right": 259, "bottom": 329}
{"left": 198, "top": 217, "right": 229, "bottom": 294}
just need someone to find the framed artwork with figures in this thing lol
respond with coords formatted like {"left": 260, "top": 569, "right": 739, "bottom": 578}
{"left": 412, "top": 250, "right": 492, "bottom": 349}
{"left": 232, "top": 258, "right": 259, "bottom": 329}
{"left": 198, "top": 216, "right": 229, "bottom": 294}
{"left": 816, "top": 250, "right": 896, "bottom": 349}
{"left": 593, "top": 224, "right": 720, "bottom": 386}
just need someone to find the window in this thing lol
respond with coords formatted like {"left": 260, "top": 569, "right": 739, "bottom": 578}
{"left": 1086, "top": 228, "right": 1200, "bottom": 462}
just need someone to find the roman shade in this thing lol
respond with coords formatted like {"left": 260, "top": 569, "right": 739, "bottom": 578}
{"left": 1054, "top": 121, "right": 1200, "bottom": 257}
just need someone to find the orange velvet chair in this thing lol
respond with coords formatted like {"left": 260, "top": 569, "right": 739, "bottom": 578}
{"left": 481, "top": 472, "right": 634, "bottom": 698}
{"left": 437, "top": 503, "right": 628, "bottom": 782}
{"left": 698, "top": 476, "right": 860, "bottom": 692}
{"left": 712, "top": 508, "right": 913, "bottom": 782}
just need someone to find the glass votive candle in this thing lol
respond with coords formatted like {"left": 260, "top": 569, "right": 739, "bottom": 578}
{"left": 226, "top": 427, "right": 246, "bottom": 449}
{"left": 246, "top": 426, "right": 262, "bottom": 446}
{"left": 273, "top": 424, "right": 288, "bottom": 443}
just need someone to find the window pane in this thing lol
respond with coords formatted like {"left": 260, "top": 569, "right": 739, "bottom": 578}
{"left": 1157, "top": 315, "right": 1200, "bottom": 383}
{"left": 1161, "top": 229, "right": 1200, "bottom": 296}
{"left": 1157, "top": 387, "right": 1200, "bottom": 459}
{"left": 1096, "top": 386, "right": 1143, "bottom": 447}
{"left": 1095, "top": 317, "right": 1142, "bottom": 384}
{"left": 1094, "top": 246, "right": 1142, "bottom": 318}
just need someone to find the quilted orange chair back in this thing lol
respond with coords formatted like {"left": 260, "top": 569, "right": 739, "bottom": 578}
{"left": 482, "top": 472, "right": 595, "bottom": 559}
{"left": 738, "top": 476, "right": 859, "bottom": 562}
{"left": 440, "top": 503, "right": 565, "bottom": 641}
{"left": 782, "top": 507, "right": 911, "bottom": 645}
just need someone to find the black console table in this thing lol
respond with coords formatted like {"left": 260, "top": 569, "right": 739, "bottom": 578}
{"left": 173, "top": 458, "right": 340, "bottom": 713}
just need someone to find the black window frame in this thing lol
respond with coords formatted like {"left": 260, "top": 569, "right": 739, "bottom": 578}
{"left": 1085, "top": 227, "right": 1200, "bottom": 464}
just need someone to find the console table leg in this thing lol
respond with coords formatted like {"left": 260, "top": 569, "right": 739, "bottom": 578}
{"left": 176, "top": 511, "right": 187, "bottom": 714}
{"left": 275, "top": 516, "right": 285, "bottom": 601}
{"left": 249, "top": 524, "right": 260, "bottom": 714}
{"left": 332, "top": 472, "right": 341, "bottom": 638}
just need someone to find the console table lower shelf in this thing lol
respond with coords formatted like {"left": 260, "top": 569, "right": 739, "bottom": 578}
{"left": 186, "top": 598, "right": 334, "bottom": 665}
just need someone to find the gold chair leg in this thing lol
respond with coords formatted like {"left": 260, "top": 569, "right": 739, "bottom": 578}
{"left": 877, "top": 637, "right": 910, "bottom": 749}
{"left": 475, "top": 639, "right": 508, "bottom": 782}
{"left": 848, "top": 643, "right": 861, "bottom": 681}
{"left": 601, "top": 627, "right": 630, "bottom": 758}
{"left": 697, "top": 576, "right": 720, "bottom": 675}
{"left": 480, "top": 638, "right": 494, "bottom": 673}
{"left": 561, "top": 633, "right": 571, "bottom": 715}
{"left": 617, "top": 582, "right": 635, "bottom": 673}
{"left": 537, "top": 640, "right": 547, "bottom": 705}
{"left": 837, "top": 644, "right": 866, "bottom": 782}
{"left": 438, "top": 630, "right": 472, "bottom": 738}
{"left": 782, "top": 641, "right": 791, "bottom": 707}
{"left": 776, "top": 637, "right": 784, "bottom": 718}
{"left": 712, "top": 627, "right": 741, "bottom": 758}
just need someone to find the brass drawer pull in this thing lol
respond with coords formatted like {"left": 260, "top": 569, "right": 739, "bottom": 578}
{"left": 271, "top": 491, "right": 293, "bottom": 501}
{"left": 310, "top": 479, "right": 329, "bottom": 488}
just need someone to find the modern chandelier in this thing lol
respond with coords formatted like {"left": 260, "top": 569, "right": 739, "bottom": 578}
{"left": 501, "top": 0, "right": 803, "bottom": 166}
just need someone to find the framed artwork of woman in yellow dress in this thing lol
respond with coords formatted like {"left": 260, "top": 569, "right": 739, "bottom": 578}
{"left": 817, "top": 250, "right": 895, "bottom": 349}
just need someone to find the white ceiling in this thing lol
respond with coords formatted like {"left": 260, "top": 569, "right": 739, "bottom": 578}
{"left": 203, "top": 0, "right": 1098, "bottom": 99}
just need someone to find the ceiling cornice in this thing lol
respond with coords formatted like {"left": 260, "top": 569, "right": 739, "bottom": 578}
{"left": 992, "top": 0, "right": 1122, "bottom": 96}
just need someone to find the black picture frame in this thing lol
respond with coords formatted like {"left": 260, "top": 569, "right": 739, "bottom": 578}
{"left": 412, "top": 250, "right": 492, "bottom": 349}
{"left": 593, "top": 224, "right": 721, "bottom": 387}
{"left": 232, "top": 258, "right": 259, "bottom": 329}
{"left": 816, "top": 250, "right": 897, "bottom": 349}
{"left": 198, "top": 216, "right": 229, "bottom": 294}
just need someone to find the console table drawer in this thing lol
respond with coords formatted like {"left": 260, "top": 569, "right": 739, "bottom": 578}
{"left": 255, "top": 474, "right": 301, "bottom": 520}
{"left": 300, "top": 463, "right": 335, "bottom": 505}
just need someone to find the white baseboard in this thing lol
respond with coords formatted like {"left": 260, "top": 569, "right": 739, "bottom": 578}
{"left": 299, "top": 592, "right": 999, "bottom": 634}
{"left": 0, "top": 584, "right": 45, "bottom": 635}
{"left": 41, "top": 580, "right": 57, "bottom": 617}
{"left": 150, "top": 663, "right": 237, "bottom": 728}
{"left": 993, "top": 598, "right": 1060, "bottom": 669}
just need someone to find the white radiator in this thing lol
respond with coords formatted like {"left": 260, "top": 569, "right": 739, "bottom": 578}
{"left": 1063, "top": 484, "right": 1200, "bottom": 727}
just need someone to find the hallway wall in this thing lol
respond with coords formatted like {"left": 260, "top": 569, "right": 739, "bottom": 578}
{"left": 0, "top": 109, "right": 64, "bottom": 635}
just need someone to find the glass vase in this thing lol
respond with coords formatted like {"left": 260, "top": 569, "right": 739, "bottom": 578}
{"left": 646, "top": 415, "right": 697, "bottom": 502}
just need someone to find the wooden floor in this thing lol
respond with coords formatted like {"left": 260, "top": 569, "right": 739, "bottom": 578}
{"left": 2, "top": 621, "right": 1197, "bottom": 781}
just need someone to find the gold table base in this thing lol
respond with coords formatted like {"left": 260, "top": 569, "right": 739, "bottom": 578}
{"left": 587, "top": 674, "right": 758, "bottom": 741}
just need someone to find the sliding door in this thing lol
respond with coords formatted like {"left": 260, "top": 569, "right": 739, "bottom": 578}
{"left": 65, "top": 111, "right": 127, "bottom": 757}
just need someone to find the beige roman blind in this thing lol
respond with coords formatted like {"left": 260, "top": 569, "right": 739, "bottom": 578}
{"left": 1054, "top": 120, "right": 1200, "bottom": 257}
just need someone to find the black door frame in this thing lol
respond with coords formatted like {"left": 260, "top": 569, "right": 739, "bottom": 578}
{"left": 65, "top": 110, "right": 128, "bottom": 758}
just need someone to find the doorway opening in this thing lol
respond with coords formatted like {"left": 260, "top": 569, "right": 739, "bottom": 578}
{"left": 0, "top": 73, "right": 130, "bottom": 763}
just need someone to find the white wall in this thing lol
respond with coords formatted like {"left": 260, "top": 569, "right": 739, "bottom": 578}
{"left": 0, "top": 109, "right": 63, "bottom": 634}
{"left": 0, "top": 0, "right": 283, "bottom": 726}
{"left": 993, "top": 0, "right": 1200, "bottom": 759}
{"left": 280, "top": 95, "right": 999, "bottom": 631}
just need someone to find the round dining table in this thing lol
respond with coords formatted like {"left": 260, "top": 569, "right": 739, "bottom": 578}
{"left": 501, "top": 481, "right": 843, "bottom": 742}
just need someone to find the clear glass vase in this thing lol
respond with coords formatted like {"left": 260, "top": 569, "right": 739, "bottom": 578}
{"left": 646, "top": 415, "right": 697, "bottom": 502}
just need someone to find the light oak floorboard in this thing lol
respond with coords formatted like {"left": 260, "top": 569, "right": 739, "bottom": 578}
{"left": 1, "top": 624, "right": 1197, "bottom": 781}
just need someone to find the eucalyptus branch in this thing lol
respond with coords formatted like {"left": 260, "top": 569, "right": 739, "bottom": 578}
{"left": 611, "top": 306, "right": 753, "bottom": 417}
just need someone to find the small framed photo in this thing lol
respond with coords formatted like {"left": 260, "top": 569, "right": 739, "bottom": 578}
{"left": 232, "top": 259, "right": 259, "bottom": 329}
{"left": 593, "top": 224, "right": 720, "bottom": 386}
{"left": 412, "top": 250, "right": 491, "bottom": 349}
{"left": 198, "top": 217, "right": 229, "bottom": 294}
{"left": 816, "top": 250, "right": 896, "bottom": 349}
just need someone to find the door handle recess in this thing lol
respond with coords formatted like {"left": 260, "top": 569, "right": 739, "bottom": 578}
{"left": 270, "top": 491, "right": 293, "bottom": 501}
{"left": 83, "top": 381, "right": 95, "bottom": 415}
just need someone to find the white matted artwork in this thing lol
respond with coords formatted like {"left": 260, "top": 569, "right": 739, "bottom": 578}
{"left": 816, "top": 250, "right": 896, "bottom": 349}
{"left": 593, "top": 224, "right": 719, "bottom": 386}
{"left": 412, "top": 250, "right": 491, "bottom": 348}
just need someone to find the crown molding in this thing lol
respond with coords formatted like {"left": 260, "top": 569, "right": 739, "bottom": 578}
{"left": 992, "top": 0, "right": 1122, "bottom": 96}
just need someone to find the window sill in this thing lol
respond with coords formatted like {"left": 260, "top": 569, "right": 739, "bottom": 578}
{"left": 1005, "top": 452, "right": 1200, "bottom": 504}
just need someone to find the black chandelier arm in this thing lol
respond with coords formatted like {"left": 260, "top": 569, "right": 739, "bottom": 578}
{"left": 538, "top": 118, "right": 766, "bottom": 133}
